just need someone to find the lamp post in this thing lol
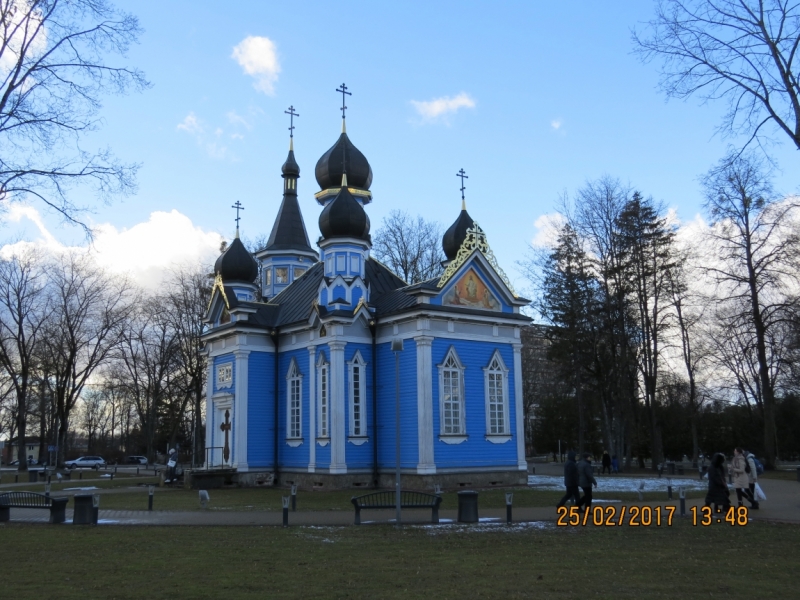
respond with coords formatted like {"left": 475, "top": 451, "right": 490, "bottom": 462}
{"left": 391, "top": 338, "right": 404, "bottom": 526}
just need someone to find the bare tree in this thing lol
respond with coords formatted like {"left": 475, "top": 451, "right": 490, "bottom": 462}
{"left": 701, "top": 151, "right": 800, "bottom": 467}
{"left": 37, "top": 251, "right": 133, "bottom": 467}
{"left": 0, "top": 0, "right": 149, "bottom": 231}
{"left": 163, "top": 265, "right": 211, "bottom": 466}
{"left": 0, "top": 248, "right": 49, "bottom": 470}
{"left": 633, "top": 0, "right": 800, "bottom": 152}
{"left": 372, "top": 210, "right": 445, "bottom": 284}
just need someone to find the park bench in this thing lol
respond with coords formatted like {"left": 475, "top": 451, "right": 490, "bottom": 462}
{"left": 351, "top": 490, "right": 442, "bottom": 525}
{"left": 0, "top": 491, "right": 69, "bottom": 524}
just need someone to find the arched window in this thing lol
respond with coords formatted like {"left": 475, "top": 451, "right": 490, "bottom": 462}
{"left": 484, "top": 351, "right": 510, "bottom": 436}
{"left": 317, "top": 353, "right": 329, "bottom": 438}
{"left": 286, "top": 359, "right": 302, "bottom": 441}
{"left": 348, "top": 351, "right": 367, "bottom": 438}
{"left": 438, "top": 347, "right": 465, "bottom": 436}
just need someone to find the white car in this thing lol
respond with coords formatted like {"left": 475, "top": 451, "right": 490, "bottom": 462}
{"left": 64, "top": 456, "right": 106, "bottom": 469}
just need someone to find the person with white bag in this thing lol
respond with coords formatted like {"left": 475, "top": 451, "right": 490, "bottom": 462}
{"left": 732, "top": 448, "right": 757, "bottom": 509}
{"left": 744, "top": 449, "right": 761, "bottom": 509}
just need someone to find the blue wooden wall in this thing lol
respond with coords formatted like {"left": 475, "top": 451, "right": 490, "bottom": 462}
{"left": 247, "top": 351, "right": 274, "bottom": 468}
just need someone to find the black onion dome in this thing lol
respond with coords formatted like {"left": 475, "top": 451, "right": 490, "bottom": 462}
{"left": 315, "top": 132, "right": 373, "bottom": 190}
{"left": 319, "top": 186, "right": 370, "bottom": 240}
{"left": 282, "top": 149, "right": 300, "bottom": 178}
{"left": 442, "top": 208, "right": 475, "bottom": 260}
{"left": 214, "top": 236, "right": 259, "bottom": 283}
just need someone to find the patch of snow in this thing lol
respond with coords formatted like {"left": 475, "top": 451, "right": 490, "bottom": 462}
{"left": 527, "top": 475, "right": 706, "bottom": 492}
{"left": 415, "top": 520, "right": 556, "bottom": 535}
{"left": 63, "top": 486, "right": 99, "bottom": 491}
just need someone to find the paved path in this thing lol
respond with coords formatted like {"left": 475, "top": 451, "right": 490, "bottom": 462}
{"left": 3, "top": 468, "right": 796, "bottom": 527}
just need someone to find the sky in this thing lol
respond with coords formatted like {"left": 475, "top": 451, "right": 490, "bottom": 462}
{"left": 1, "top": 1, "right": 798, "bottom": 292}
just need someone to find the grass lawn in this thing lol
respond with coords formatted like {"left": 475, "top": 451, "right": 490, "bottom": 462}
{"left": 0, "top": 519, "right": 796, "bottom": 599}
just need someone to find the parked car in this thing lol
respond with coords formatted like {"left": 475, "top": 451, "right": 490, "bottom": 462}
{"left": 126, "top": 455, "right": 148, "bottom": 465}
{"left": 64, "top": 456, "right": 106, "bottom": 469}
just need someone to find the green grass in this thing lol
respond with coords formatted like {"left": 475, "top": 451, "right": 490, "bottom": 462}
{"left": 0, "top": 520, "right": 796, "bottom": 598}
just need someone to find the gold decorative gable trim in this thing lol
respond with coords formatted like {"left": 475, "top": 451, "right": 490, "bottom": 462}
{"left": 436, "top": 222, "right": 518, "bottom": 298}
{"left": 208, "top": 274, "right": 230, "bottom": 311}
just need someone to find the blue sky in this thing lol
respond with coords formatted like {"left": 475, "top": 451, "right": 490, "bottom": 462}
{"left": 2, "top": 1, "right": 797, "bottom": 291}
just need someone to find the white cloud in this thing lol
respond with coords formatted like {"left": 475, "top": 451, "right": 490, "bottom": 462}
{"left": 410, "top": 92, "right": 476, "bottom": 122}
{"left": 231, "top": 36, "right": 280, "bottom": 95}
{"left": 1, "top": 206, "right": 223, "bottom": 290}
{"left": 227, "top": 110, "right": 251, "bottom": 129}
{"left": 177, "top": 112, "right": 203, "bottom": 135}
{"left": 550, "top": 119, "right": 562, "bottom": 130}
{"left": 530, "top": 212, "right": 566, "bottom": 248}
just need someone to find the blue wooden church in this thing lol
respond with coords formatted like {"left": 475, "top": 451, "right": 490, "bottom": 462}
{"left": 202, "top": 99, "right": 530, "bottom": 489}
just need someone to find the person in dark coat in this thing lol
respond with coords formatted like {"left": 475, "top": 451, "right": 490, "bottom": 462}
{"left": 704, "top": 452, "right": 731, "bottom": 511}
{"left": 576, "top": 452, "right": 598, "bottom": 509}
{"left": 601, "top": 450, "right": 611, "bottom": 474}
{"left": 556, "top": 451, "right": 580, "bottom": 508}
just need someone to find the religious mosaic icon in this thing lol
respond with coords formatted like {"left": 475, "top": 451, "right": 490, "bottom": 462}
{"left": 442, "top": 268, "right": 500, "bottom": 311}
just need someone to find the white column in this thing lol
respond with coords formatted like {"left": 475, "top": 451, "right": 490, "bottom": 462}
{"left": 205, "top": 356, "right": 214, "bottom": 468}
{"left": 512, "top": 343, "right": 527, "bottom": 470}
{"left": 329, "top": 340, "right": 347, "bottom": 474}
{"left": 307, "top": 345, "right": 317, "bottom": 473}
{"left": 234, "top": 349, "right": 250, "bottom": 471}
{"left": 415, "top": 335, "right": 436, "bottom": 473}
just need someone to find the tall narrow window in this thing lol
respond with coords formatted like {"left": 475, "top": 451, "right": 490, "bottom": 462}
{"left": 286, "top": 359, "right": 302, "bottom": 440}
{"left": 438, "top": 348, "right": 465, "bottom": 436}
{"left": 349, "top": 351, "right": 367, "bottom": 437}
{"left": 317, "top": 354, "right": 329, "bottom": 438}
{"left": 484, "top": 351, "right": 510, "bottom": 436}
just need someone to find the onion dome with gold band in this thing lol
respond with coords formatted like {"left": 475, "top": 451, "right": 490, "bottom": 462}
{"left": 442, "top": 200, "right": 475, "bottom": 261}
{"left": 318, "top": 174, "right": 371, "bottom": 241}
{"left": 315, "top": 126, "right": 373, "bottom": 194}
{"left": 214, "top": 235, "right": 259, "bottom": 284}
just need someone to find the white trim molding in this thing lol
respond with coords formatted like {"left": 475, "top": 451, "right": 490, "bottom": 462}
{"left": 329, "top": 340, "right": 347, "bottom": 474}
{"left": 307, "top": 346, "right": 316, "bottom": 472}
{"left": 347, "top": 350, "right": 368, "bottom": 439}
{"left": 285, "top": 357, "right": 303, "bottom": 444}
{"left": 437, "top": 346, "right": 466, "bottom": 437}
{"left": 483, "top": 350, "right": 510, "bottom": 436}
{"left": 233, "top": 349, "right": 250, "bottom": 470}
{"left": 415, "top": 335, "right": 436, "bottom": 473}
{"left": 316, "top": 352, "right": 329, "bottom": 440}
{"left": 512, "top": 343, "right": 527, "bottom": 470}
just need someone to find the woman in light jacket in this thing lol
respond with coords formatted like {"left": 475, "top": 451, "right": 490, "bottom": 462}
{"left": 732, "top": 447, "right": 756, "bottom": 508}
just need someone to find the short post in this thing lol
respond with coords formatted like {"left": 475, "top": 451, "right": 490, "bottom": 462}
{"left": 148, "top": 485, "right": 154, "bottom": 511}
{"left": 45, "top": 483, "right": 51, "bottom": 497}
{"left": 505, "top": 492, "right": 513, "bottom": 525}
{"left": 667, "top": 478, "right": 673, "bottom": 500}
{"left": 291, "top": 484, "right": 297, "bottom": 512}
{"left": 434, "top": 483, "right": 442, "bottom": 496}
{"left": 282, "top": 496, "right": 290, "bottom": 527}
{"left": 15, "top": 474, "right": 18, "bottom": 483}
{"left": 679, "top": 487, "right": 686, "bottom": 517}
{"left": 79, "top": 471, "right": 82, "bottom": 480}
{"left": 110, "top": 473, "right": 114, "bottom": 481}
{"left": 47, "top": 474, "right": 51, "bottom": 485}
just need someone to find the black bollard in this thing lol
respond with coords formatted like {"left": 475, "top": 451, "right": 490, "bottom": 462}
{"left": 79, "top": 471, "right": 83, "bottom": 480}
{"left": 282, "top": 496, "right": 290, "bottom": 527}
{"left": 291, "top": 484, "right": 297, "bottom": 512}
{"left": 679, "top": 487, "right": 686, "bottom": 517}
{"left": 15, "top": 474, "right": 18, "bottom": 483}
{"left": 148, "top": 485, "right": 154, "bottom": 511}
{"left": 110, "top": 473, "right": 114, "bottom": 481}
{"left": 667, "top": 485, "right": 672, "bottom": 500}
{"left": 505, "top": 492, "right": 513, "bottom": 525}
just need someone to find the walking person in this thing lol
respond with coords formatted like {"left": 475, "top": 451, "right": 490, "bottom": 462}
{"left": 703, "top": 452, "right": 731, "bottom": 512}
{"left": 576, "top": 452, "right": 598, "bottom": 510}
{"left": 601, "top": 450, "right": 611, "bottom": 475}
{"left": 744, "top": 449, "right": 760, "bottom": 509}
{"left": 731, "top": 448, "right": 756, "bottom": 508}
{"left": 556, "top": 451, "right": 580, "bottom": 508}
{"left": 611, "top": 455, "right": 619, "bottom": 474}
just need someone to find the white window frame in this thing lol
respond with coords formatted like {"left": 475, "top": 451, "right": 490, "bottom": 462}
{"left": 438, "top": 347, "right": 466, "bottom": 438}
{"left": 217, "top": 363, "right": 233, "bottom": 389}
{"left": 317, "top": 353, "right": 330, "bottom": 440}
{"left": 483, "top": 350, "right": 511, "bottom": 438}
{"left": 286, "top": 359, "right": 303, "bottom": 443}
{"left": 348, "top": 350, "right": 367, "bottom": 440}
